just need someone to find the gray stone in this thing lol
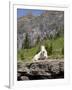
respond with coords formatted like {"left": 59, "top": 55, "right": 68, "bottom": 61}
{"left": 17, "top": 60, "right": 64, "bottom": 80}
{"left": 21, "top": 76, "right": 29, "bottom": 80}
{"left": 17, "top": 11, "right": 64, "bottom": 49}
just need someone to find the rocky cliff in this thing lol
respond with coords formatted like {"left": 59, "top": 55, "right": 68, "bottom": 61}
{"left": 17, "top": 11, "right": 64, "bottom": 49}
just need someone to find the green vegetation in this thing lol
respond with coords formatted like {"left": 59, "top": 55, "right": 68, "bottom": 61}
{"left": 22, "top": 33, "right": 30, "bottom": 49}
{"left": 45, "top": 42, "right": 53, "bottom": 55}
{"left": 36, "top": 36, "right": 40, "bottom": 44}
{"left": 17, "top": 45, "right": 40, "bottom": 62}
{"left": 62, "top": 46, "right": 64, "bottom": 55}
{"left": 17, "top": 37, "right": 64, "bottom": 62}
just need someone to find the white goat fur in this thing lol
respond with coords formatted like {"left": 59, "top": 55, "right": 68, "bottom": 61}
{"left": 32, "top": 45, "right": 48, "bottom": 62}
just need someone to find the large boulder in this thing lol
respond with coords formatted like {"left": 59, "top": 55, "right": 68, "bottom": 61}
{"left": 17, "top": 59, "right": 64, "bottom": 80}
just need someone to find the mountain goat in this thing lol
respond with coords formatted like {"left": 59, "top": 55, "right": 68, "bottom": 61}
{"left": 32, "top": 45, "right": 48, "bottom": 62}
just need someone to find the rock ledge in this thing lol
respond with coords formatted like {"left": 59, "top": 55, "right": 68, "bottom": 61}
{"left": 17, "top": 60, "right": 64, "bottom": 80}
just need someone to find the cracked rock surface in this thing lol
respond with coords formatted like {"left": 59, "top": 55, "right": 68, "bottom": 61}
{"left": 17, "top": 59, "right": 64, "bottom": 81}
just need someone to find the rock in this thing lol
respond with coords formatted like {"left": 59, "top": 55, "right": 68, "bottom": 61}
{"left": 59, "top": 62, "right": 64, "bottom": 72}
{"left": 48, "top": 61, "right": 60, "bottom": 74}
{"left": 17, "top": 11, "right": 64, "bottom": 49}
{"left": 17, "top": 72, "right": 21, "bottom": 77}
{"left": 20, "top": 76, "right": 29, "bottom": 80}
{"left": 17, "top": 60, "right": 23, "bottom": 69}
{"left": 17, "top": 59, "right": 64, "bottom": 80}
